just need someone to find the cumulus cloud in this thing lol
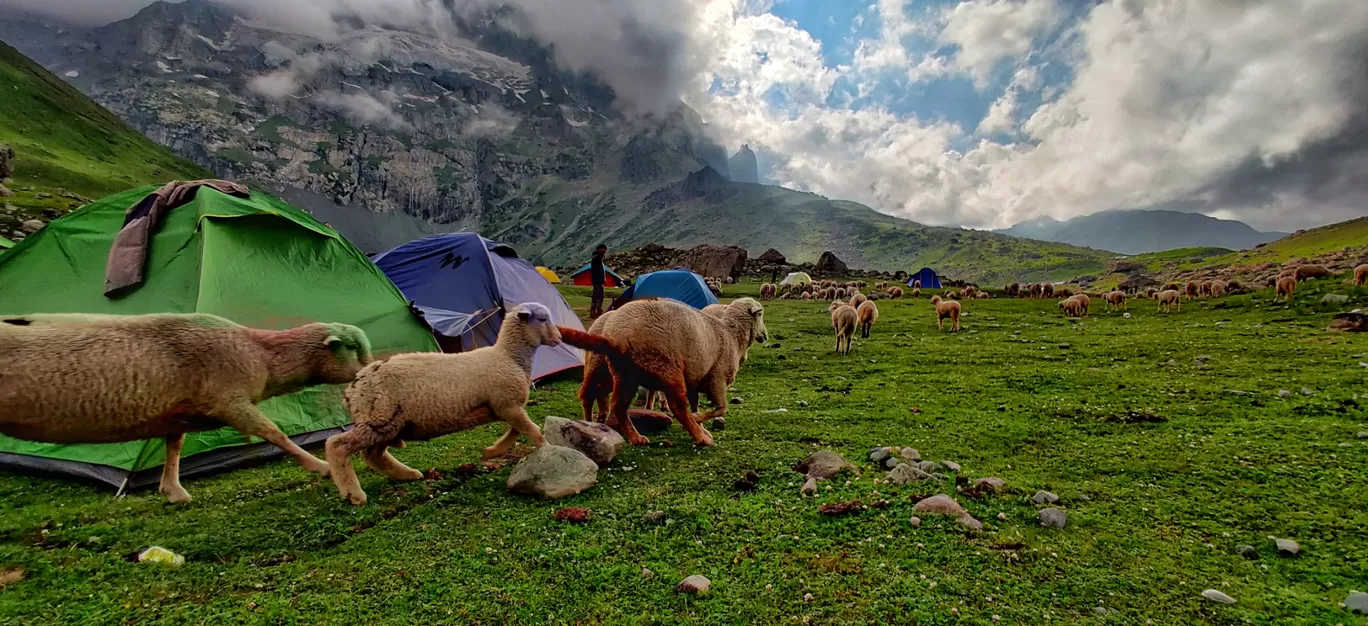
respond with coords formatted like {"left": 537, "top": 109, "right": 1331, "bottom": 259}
{"left": 976, "top": 65, "right": 1040, "bottom": 135}
{"left": 940, "top": 0, "right": 1060, "bottom": 88}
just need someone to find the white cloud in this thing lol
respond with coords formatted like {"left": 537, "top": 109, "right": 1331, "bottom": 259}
{"left": 314, "top": 91, "right": 410, "bottom": 130}
{"left": 940, "top": 0, "right": 1060, "bottom": 88}
{"left": 976, "top": 65, "right": 1039, "bottom": 135}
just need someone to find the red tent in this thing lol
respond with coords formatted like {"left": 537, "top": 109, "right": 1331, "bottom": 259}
{"left": 569, "top": 263, "right": 624, "bottom": 287}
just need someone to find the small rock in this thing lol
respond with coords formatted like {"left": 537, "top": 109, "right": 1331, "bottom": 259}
{"left": 552, "top": 507, "right": 590, "bottom": 523}
{"left": 1194, "top": 355, "right": 1211, "bottom": 366}
{"left": 972, "top": 477, "right": 1006, "bottom": 493}
{"left": 542, "top": 416, "right": 626, "bottom": 468}
{"left": 883, "top": 457, "right": 900, "bottom": 469}
{"left": 1358, "top": 432, "right": 1368, "bottom": 439}
{"left": 884, "top": 464, "right": 932, "bottom": 485}
{"left": 1093, "top": 606, "right": 1109, "bottom": 616}
{"left": 643, "top": 510, "right": 667, "bottom": 523}
{"left": 1322, "top": 294, "right": 1350, "bottom": 305}
{"left": 1038, "top": 508, "right": 1067, "bottom": 529}
{"left": 1057, "top": 343, "right": 1071, "bottom": 350}
{"left": 1278, "top": 389, "right": 1292, "bottom": 398}
{"left": 713, "top": 417, "right": 726, "bottom": 431}
{"left": 942, "top": 460, "right": 961, "bottom": 472}
{"left": 1201, "top": 589, "right": 1236, "bottom": 604}
{"left": 958, "top": 515, "right": 983, "bottom": 531}
{"left": 1123, "top": 312, "right": 1131, "bottom": 319}
{"left": 798, "top": 400, "right": 808, "bottom": 408}
{"left": 912, "top": 494, "right": 967, "bottom": 516}
{"left": 899, "top": 447, "right": 920, "bottom": 462}
{"left": 910, "top": 516, "right": 921, "bottom": 527}
{"left": 1300, "top": 387, "right": 1313, "bottom": 396}
{"left": 0, "top": 184, "right": 12, "bottom": 198}
{"left": 1234, "top": 545, "right": 1257, "bottom": 559}
{"left": 916, "top": 460, "right": 943, "bottom": 474}
{"left": 1275, "top": 538, "right": 1300, "bottom": 555}
{"left": 506, "top": 445, "right": 598, "bottom": 499}
{"left": 641, "top": 568, "right": 653, "bottom": 579}
{"left": 1032, "top": 490, "right": 1060, "bottom": 505}
{"left": 731, "top": 397, "right": 743, "bottom": 405}
{"left": 804, "top": 593, "right": 814, "bottom": 602}
{"left": 677, "top": 575, "right": 711, "bottom": 595}
{"left": 1165, "top": 359, "right": 1178, "bottom": 367}
{"left": 20, "top": 219, "right": 43, "bottom": 233}
{"left": 869, "top": 447, "right": 892, "bottom": 463}
{"left": 0, "top": 568, "right": 24, "bottom": 587}
{"left": 1345, "top": 590, "right": 1368, "bottom": 615}
{"left": 818, "top": 500, "right": 863, "bottom": 516}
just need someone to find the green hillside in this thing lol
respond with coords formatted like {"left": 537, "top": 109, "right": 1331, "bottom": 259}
{"left": 486, "top": 171, "right": 1113, "bottom": 283}
{"left": 0, "top": 40, "right": 206, "bottom": 238}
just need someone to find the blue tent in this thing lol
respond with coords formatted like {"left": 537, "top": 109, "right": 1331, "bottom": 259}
{"left": 908, "top": 268, "right": 942, "bottom": 289}
{"left": 614, "top": 270, "right": 719, "bottom": 310}
{"left": 372, "top": 233, "right": 585, "bottom": 380}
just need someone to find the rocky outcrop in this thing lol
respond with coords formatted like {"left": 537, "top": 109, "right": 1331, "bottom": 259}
{"left": 815, "top": 251, "right": 848, "bottom": 274}
{"left": 728, "top": 144, "right": 759, "bottom": 184}
{"left": 678, "top": 244, "right": 748, "bottom": 279}
{"left": 758, "top": 248, "right": 787, "bottom": 264}
{"left": 0, "top": 144, "right": 13, "bottom": 180}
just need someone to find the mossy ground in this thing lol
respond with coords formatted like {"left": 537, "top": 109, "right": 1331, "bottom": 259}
{"left": 1, "top": 279, "right": 1366, "bottom": 625}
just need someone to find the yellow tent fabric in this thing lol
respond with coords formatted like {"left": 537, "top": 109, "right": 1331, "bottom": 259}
{"left": 536, "top": 266, "right": 562, "bottom": 283}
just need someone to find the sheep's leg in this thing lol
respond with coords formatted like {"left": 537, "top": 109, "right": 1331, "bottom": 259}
{"left": 363, "top": 445, "right": 423, "bottom": 481}
{"left": 220, "top": 401, "right": 330, "bottom": 477}
{"left": 694, "top": 377, "right": 730, "bottom": 423}
{"left": 662, "top": 380, "right": 713, "bottom": 446}
{"left": 610, "top": 378, "right": 649, "bottom": 446}
{"left": 325, "top": 421, "right": 401, "bottom": 506}
{"left": 482, "top": 424, "right": 522, "bottom": 459}
{"left": 158, "top": 433, "right": 192, "bottom": 504}
{"left": 493, "top": 405, "right": 545, "bottom": 453}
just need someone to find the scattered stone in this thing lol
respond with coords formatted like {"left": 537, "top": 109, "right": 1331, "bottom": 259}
{"left": 86, "top": 536, "right": 102, "bottom": 545}
{"left": 884, "top": 457, "right": 900, "bottom": 469}
{"left": 640, "top": 568, "right": 653, "bottom": 579}
{"left": 1194, "top": 355, "right": 1211, "bottom": 366}
{"left": 731, "top": 397, "right": 743, "bottom": 405}
{"left": 1165, "top": 359, "right": 1178, "bottom": 367}
{"left": 1300, "top": 387, "right": 1313, "bottom": 396}
{"left": 804, "top": 592, "right": 814, "bottom": 602}
{"left": 1358, "top": 432, "right": 1368, "bottom": 439}
{"left": 942, "top": 460, "right": 961, "bottom": 472}
{"left": 910, "top": 516, "right": 921, "bottom": 527}
{"left": 1032, "top": 490, "right": 1060, "bottom": 505}
{"left": 1234, "top": 545, "right": 1257, "bottom": 559}
{"left": 818, "top": 500, "right": 863, "bottom": 516}
{"left": 899, "top": 447, "right": 920, "bottom": 462}
{"left": 0, "top": 568, "right": 24, "bottom": 587}
{"left": 1038, "top": 508, "right": 1067, "bottom": 529}
{"left": 643, "top": 510, "right": 667, "bottom": 524}
{"left": 884, "top": 464, "right": 932, "bottom": 485}
{"left": 798, "top": 400, "right": 809, "bottom": 408}
{"left": 677, "top": 575, "right": 711, "bottom": 595}
{"left": 1201, "top": 589, "right": 1236, "bottom": 604}
{"left": 958, "top": 515, "right": 983, "bottom": 531}
{"left": 1345, "top": 590, "right": 1368, "bottom": 615}
{"left": 542, "top": 416, "right": 626, "bottom": 468}
{"left": 869, "top": 447, "right": 892, "bottom": 463}
{"left": 796, "top": 450, "right": 857, "bottom": 496}
{"left": 1093, "top": 607, "right": 1109, "bottom": 617}
{"left": 0, "top": 184, "right": 11, "bottom": 198}
{"left": 916, "top": 460, "right": 943, "bottom": 474}
{"left": 20, "top": 219, "right": 43, "bottom": 233}
{"left": 552, "top": 507, "right": 590, "bottom": 523}
{"left": 713, "top": 417, "right": 726, "bottom": 431}
{"left": 1058, "top": 343, "right": 1071, "bottom": 350}
{"left": 1275, "top": 538, "right": 1300, "bottom": 555}
{"left": 1123, "top": 312, "right": 1132, "bottom": 319}
{"left": 972, "top": 477, "right": 1006, "bottom": 493}
{"left": 912, "top": 494, "right": 967, "bottom": 516}
{"left": 1322, "top": 294, "right": 1350, "bottom": 305}
{"left": 1278, "top": 389, "right": 1292, "bottom": 398}
{"left": 506, "top": 445, "right": 598, "bottom": 499}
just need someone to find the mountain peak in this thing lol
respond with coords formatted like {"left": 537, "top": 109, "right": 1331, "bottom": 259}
{"left": 728, "top": 144, "right": 758, "bottom": 184}
{"left": 996, "top": 209, "right": 1285, "bottom": 254}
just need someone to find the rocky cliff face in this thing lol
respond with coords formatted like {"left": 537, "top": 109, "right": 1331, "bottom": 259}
{"left": 728, "top": 144, "right": 759, "bottom": 184}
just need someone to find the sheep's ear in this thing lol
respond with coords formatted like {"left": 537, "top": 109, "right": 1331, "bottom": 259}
{"left": 325, "top": 334, "right": 344, "bottom": 349}
{"left": 517, "top": 310, "right": 531, "bottom": 322}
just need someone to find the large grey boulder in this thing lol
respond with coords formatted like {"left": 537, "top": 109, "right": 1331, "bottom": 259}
{"left": 542, "top": 416, "right": 626, "bottom": 468}
{"left": 507, "top": 445, "right": 598, "bottom": 499}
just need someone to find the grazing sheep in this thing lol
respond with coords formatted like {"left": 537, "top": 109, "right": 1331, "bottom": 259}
{"left": 856, "top": 300, "right": 879, "bottom": 338}
{"left": 576, "top": 311, "right": 619, "bottom": 423}
{"left": 326, "top": 303, "right": 561, "bottom": 506}
{"left": 1295, "top": 264, "right": 1331, "bottom": 281}
{"left": 1, "top": 313, "right": 372, "bottom": 503}
{"left": 1226, "top": 279, "right": 1244, "bottom": 293}
{"left": 801, "top": 292, "right": 813, "bottom": 300}
{"left": 558, "top": 298, "right": 767, "bottom": 447}
{"left": 1164, "top": 282, "right": 1182, "bottom": 292}
{"left": 1145, "top": 287, "right": 1158, "bottom": 299}
{"left": 1199, "top": 280, "right": 1213, "bottom": 297}
{"left": 1105, "top": 290, "right": 1127, "bottom": 311}
{"left": 1210, "top": 280, "right": 1227, "bottom": 297}
{"left": 947, "top": 290, "right": 961, "bottom": 300}
{"left": 1059, "top": 297, "right": 1085, "bottom": 318}
{"left": 931, "top": 296, "right": 961, "bottom": 331}
{"left": 830, "top": 302, "right": 858, "bottom": 354}
{"left": 888, "top": 287, "right": 904, "bottom": 299}
{"left": 1277, "top": 276, "right": 1296, "bottom": 301}
{"left": 1055, "top": 287, "right": 1074, "bottom": 298}
{"left": 1355, "top": 264, "right": 1368, "bottom": 287}
{"left": 1030, "top": 283, "right": 1044, "bottom": 298}
{"left": 1184, "top": 281, "right": 1199, "bottom": 300}
{"left": 760, "top": 283, "right": 778, "bottom": 300}
{"left": 962, "top": 286, "right": 978, "bottom": 298}
{"left": 849, "top": 291, "right": 867, "bottom": 308}
{"left": 1042, "top": 284, "right": 1055, "bottom": 298}
{"left": 1156, "top": 290, "right": 1181, "bottom": 312}
{"left": 1072, "top": 293, "right": 1092, "bottom": 316}
{"left": 976, "top": 291, "right": 990, "bottom": 299}
{"left": 912, "top": 287, "right": 921, "bottom": 297}
{"left": 912, "top": 280, "right": 922, "bottom": 289}
{"left": 874, "top": 282, "right": 887, "bottom": 290}
{"left": 1005, "top": 282, "right": 1020, "bottom": 298}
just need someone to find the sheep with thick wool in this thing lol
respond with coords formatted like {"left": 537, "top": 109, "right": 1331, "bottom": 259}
{"left": 558, "top": 298, "right": 766, "bottom": 447}
{"left": 1104, "top": 290, "right": 1127, "bottom": 311}
{"left": 1156, "top": 290, "right": 1181, "bottom": 312}
{"left": 326, "top": 303, "right": 561, "bottom": 506}
{"left": 1295, "top": 264, "right": 1331, "bottom": 281}
{"left": 849, "top": 291, "right": 867, "bottom": 309}
{"left": 829, "top": 302, "right": 858, "bottom": 354}
{"left": 930, "top": 295, "right": 961, "bottom": 331}
{"left": 1184, "top": 281, "right": 1200, "bottom": 300}
{"left": 1059, "top": 297, "right": 1085, "bottom": 318}
{"left": 888, "top": 286, "right": 904, "bottom": 299}
{"left": 1071, "top": 293, "right": 1092, "bottom": 316}
{"left": 1276, "top": 276, "right": 1296, "bottom": 300}
{"left": 856, "top": 300, "right": 879, "bottom": 339}
{"left": 1355, "top": 264, "right": 1368, "bottom": 287}
{"left": 1210, "top": 280, "right": 1227, "bottom": 297}
{"left": 0, "top": 312, "right": 372, "bottom": 503}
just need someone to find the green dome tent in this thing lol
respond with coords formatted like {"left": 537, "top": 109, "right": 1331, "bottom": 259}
{"left": 0, "top": 185, "right": 438, "bottom": 491}
{"left": 0, "top": 236, "right": 13, "bottom": 250}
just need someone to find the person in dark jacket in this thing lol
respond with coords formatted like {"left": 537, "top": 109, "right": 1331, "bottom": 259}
{"left": 589, "top": 244, "right": 608, "bottom": 319}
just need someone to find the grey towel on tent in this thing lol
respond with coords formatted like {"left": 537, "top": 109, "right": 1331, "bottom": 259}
{"left": 103, "top": 179, "right": 250, "bottom": 297}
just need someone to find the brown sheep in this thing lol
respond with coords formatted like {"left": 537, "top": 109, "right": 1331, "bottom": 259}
{"left": 1104, "top": 290, "right": 1127, "bottom": 311}
{"left": 1145, "top": 287, "right": 1157, "bottom": 299}
{"left": 830, "top": 302, "right": 858, "bottom": 354}
{"left": 850, "top": 291, "right": 868, "bottom": 308}
{"left": 963, "top": 286, "right": 978, "bottom": 298}
{"left": 559, "top": 298, "right": 766, "bottom": 447}
{"left": 947, "top": 290, "right": 961, "bottom": 300}
{"left": 1355, "top": 264, "right": 1368, "bottom": 287}
{"left": 1059, "top": 297, "right": 1085, "bottom": 317}
{"left": 1156, "top": 289, "right": 1181, "bottom": 312}
{"left": 1004, "top": 282, "right": 1020, "bottom": 297}
{"left": 801, "top": 292, "right": 813, "bottom": 300}
{"left": 874, "top": 282, "right": 887, "bottom": 290}
{"left": 931, "top": 296, "right": 961, "bottom": 331}
{"left": 1184, "top": 281, "right": 1199, "bottom": 300}
{"left": 1295, "top": 264, "right": 1331, "bottom": 281}
{"left": 912, "top": 287, "right": 921, "bottom": 297}
{"left": 1055, "top": 287, "right": 1074, "bottom": 298}
{"left": 912, "top": 280, "right": 922, "bottom": 289}
{"left": 1199, "top": 280, "right": 1213, "bottom": 297}
{"left": 888, "top": 286, "right": 904, "bottom": 299}
{"left": 835, "top": 287, "right": 848, "bottom": 300}
{"left": 1072, "top": 293, "right": 1092, "bottom": 316}
{"left": 1042, "top": 284, "right": 1055, "bottom": 298}
{"left": 1276, "top": 276, "right": 1296, "bottom": 300}
{"left": 976, "top": 291, "right": 990, "bottom": 299}
{"left": 328, "top": 304, "right": 561, "bottom": 506}
{"left": 1210, "top": 280, "right": 1227, "bottom": 297}
{"left": 1030, "top": 283, "right": 1044, "bottom": 298}
{"left": 1226, "top": 279, "right": 1244, "bottom": 293}
{"left": 2, "top": 313, "right": 373, "bottom": 503}
{"left": 856, "top": 300, "right": 879, "bottom": 338}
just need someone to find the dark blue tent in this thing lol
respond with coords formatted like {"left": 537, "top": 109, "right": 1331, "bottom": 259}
{"left": 613, "top": 270, "right": 719, "bottom": 310}
{"left": 372, "top": 233, "right": 586, "bottom": 380}
{"left": 908, "top": 268, "right": 942, "bottom": 289}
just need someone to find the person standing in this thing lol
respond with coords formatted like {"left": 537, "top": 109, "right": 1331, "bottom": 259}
{"left": 589, "top": 243, "right": 607, "bottom": 319}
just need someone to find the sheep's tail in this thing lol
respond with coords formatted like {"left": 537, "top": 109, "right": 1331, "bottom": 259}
{"left": 558, "top": 327, "right": 627, "bottom": 359}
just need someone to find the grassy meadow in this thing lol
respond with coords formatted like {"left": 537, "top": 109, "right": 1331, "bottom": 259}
{"left": 2, "top": 279, "right": 1367, "bottom": 624}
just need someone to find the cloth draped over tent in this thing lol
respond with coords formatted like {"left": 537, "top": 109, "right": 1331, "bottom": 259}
{"left": 372, "top": 233, "right": 585, "bottom": 379}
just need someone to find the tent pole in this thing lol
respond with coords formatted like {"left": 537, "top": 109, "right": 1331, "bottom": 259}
{"left": 114, "top": 476, "right": 130, "bottom": 498}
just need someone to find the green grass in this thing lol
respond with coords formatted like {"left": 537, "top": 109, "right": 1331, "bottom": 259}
{"left": 256, "top": 115, "right": 299, "bottom": 148}
{"left": 3, "top": 278, "right": 1367, "bottom": 624}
